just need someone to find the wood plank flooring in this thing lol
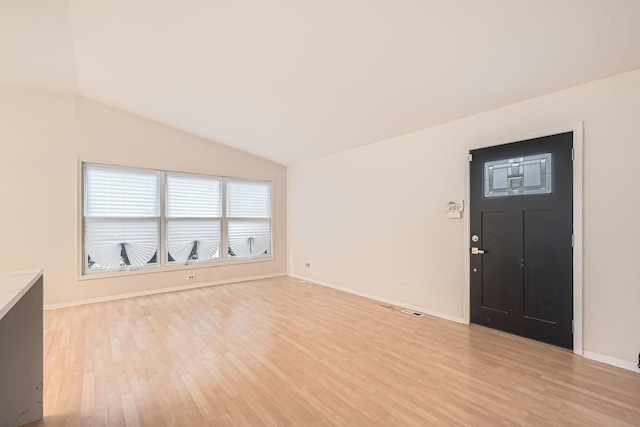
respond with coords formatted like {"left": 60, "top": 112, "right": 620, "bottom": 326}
{"left": 28, "top": 276, "right": 640, "bottom": 426}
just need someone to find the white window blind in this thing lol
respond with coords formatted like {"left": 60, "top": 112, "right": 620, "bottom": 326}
{"left": 85, "top": 166, "right": 159, "bottom": 217}
{"left": 228, "top": 220, "right": 271, "bottom": 258}
{"left": 166, "top": 174, "right": 221, "bottom": 217}
{"left": 166, "top": 174, "right": 221, "bottom": 264}
{"left": 84, "top": 165, "right": 159, "bottom": 271}
{"left": 82, "top": 164, "right": 273, "bottom": 275}
{"left": 227, "top": 180, "right": 271, "bottom": 218}
{"left": 85, "top": 220, "right": 159, "bottom": 270}
{"left": 227, "top": 180, "right": 271, "bottom": 259}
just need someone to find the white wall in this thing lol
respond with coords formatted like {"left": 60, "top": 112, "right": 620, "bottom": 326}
{"left": 0, "top": 88, "right": 287, "bottom": 306}
{"left": 288, "top": 69, "right": 640, "bottom": 366}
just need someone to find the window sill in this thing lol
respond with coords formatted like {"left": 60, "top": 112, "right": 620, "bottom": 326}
{"left": 78, "top": 256, "right": 275, "bottom": 281}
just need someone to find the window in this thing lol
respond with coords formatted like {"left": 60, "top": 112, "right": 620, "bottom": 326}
{"left": 83, "top": 165, "right": 160, "bottom": 271}
{"left": 226, "top": 179, "right": 272, "bottom": 259}
{"left": 484, "top": 153, "right": 552, "bottom": 197}
{"left": 166, "top": 173, "right": 221, "bottom": 264}
{"left": 82, "top": 163, "right": 272, "bottom": 275}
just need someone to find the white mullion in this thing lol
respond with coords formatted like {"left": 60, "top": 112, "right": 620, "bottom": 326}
{"left": 268, "top": 218, "right": 272, "bottom": 258}
{"left": 83, "top": 215, "right": 89, "bottom": 273}
{"left": 269, "top": 179, "right": 273, "bottom": 258}
{"left": 160, "top": 171, "right": 167, "bottom": 266}
{"left": 166, "top": 216, "right": 222, "bottom": 221}
{"left": 222, "top": 177, "right": 228, "bottom": 261}
{"left": 226, "top": 217, "right": 271, "bottom": 224}
{"left": 84, "top": 216, "right": 159, "bottom": 222}
{"left": 82, "top": 164, "right": 88, "bottom": 273}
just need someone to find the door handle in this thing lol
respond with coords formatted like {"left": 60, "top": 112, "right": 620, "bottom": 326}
{"left": 471, "top": 247, "right": 485, "bottom": 255}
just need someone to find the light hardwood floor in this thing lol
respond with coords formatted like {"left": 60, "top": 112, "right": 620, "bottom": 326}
{"left": 29, "top": 276, "right": 640, "bottom": 426}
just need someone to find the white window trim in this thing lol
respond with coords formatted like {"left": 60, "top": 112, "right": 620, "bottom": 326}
{"left": 225, "top": 177, "right": 273, "bottom": 262}
{"left": 79, "top": 161, "right": 274, "bottom": 280}
{"left": 82, "top": 163, "right": 161, "bottom": 273}
{"left": 164, "top": 171, "right": 223, "bottom": 265}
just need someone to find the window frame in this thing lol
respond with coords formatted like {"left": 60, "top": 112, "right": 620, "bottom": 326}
{"left": 80, "top": 162, "right": 274, "bottom": 278}
{"left": 165, "top": 171, "right": 223, "bottom": 266}
{"left": 82, "top": 163, "right": 161, "bottom": 274}
{"left": 224, "top": 177, "right": 273, "bottom": 262}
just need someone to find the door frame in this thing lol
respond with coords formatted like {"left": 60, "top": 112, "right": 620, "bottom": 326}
{"left": 463, "top": 122, "right": 584, "bottom": 355}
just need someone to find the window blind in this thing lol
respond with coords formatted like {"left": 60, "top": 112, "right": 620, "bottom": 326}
{"left": 84, "top": 165, "right": 159, "bottom": 271}
{"left": 227, "top": 180, "right": 270, "bottom": 218}
{"left": 85, "top": 166, "right": 159, "bottom": 217}
{"left": 166, "top": 173, "right": 221, "bottom": 264}
{"left": 227, "top": 180, "right": 271, "bottom": 259}
{"left": 166, "top": 219, "right": 220, "bottom": 264}
{"left": 85, "top": 220, "right": 159, "bottom": 270}
{"left": 82, "top": 164, "right": 273, "bottom": 274}
{"left": 228, "top": 220, "right": 271, "bottom": 258}
{"left": 166, "top": 174, "right": 221, "bottom": 217}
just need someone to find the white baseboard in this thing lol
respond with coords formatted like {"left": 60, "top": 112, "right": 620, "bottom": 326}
{"left": 583, "top": 351, "right": 640, "bottom": 373}
{"left": 45, "top": 273, "right": 287, "bottom": 310}
{"left": 288, "top": 273, "right": 464, "bottom": 324}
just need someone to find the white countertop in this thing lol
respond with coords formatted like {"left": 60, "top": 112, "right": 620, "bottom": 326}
{"left": 0, "top": 269, "right": 43, "bottom": 320}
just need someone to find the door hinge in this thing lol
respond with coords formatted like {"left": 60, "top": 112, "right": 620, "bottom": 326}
{"left": 468, "top": 153, "right": 473, "bottom": 161}
{"left": 572, "top": 234, "right": 575, "bottom": 247}
{"left": 572, "top": 320, "right": 575, "bottom": 334}
{"left": 571, "top": 148, "right": 575, "bottom": 161}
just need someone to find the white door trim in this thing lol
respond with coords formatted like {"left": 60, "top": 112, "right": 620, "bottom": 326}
{"left": 464, "top": 122, "right": 584, "bottom": 356}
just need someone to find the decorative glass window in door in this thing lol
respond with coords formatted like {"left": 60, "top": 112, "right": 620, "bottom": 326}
{"left": 484, "top": 153, "right": 552, "bottom": 197}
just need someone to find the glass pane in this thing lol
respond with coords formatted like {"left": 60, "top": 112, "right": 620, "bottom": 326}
{"left": 484, "top": 153, "right": 552, "bottom": 197}
{"left": 85, "top": 219, "right": 159, "bottom": 270}
{"left": 85, "top": 165, "right": 159, "bottom": 217}
{"left": 166, "top": 173, "right": 221, "bottom": 218}
{"left": 227, "top": 180, "right": 271, "bottom": 218}
{"left": 227, "top": 220, "right": 271, "bottom": 259}
{"left": 167, "top": 219, "right": 220, "bottom": 264}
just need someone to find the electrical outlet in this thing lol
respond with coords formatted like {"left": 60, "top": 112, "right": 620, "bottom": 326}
{"left": 397, "top": 280, "right": 406, "bottom": 287}
{"left": 187, "top": 274, "right": 195, "bottom": 280}
{"left": 304, "top": 262, "right": 310, "bottom": 267}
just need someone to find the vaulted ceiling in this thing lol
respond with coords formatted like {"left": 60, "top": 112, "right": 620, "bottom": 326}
{"left": 2, "top": 0, "right": 640, "bottom": 164}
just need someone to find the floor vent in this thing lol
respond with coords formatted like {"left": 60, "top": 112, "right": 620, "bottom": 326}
{"left": 401, "top": 309, "right": 425, "bottom": 317}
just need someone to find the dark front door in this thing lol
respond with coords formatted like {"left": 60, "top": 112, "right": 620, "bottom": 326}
{"left": 470, "top": 132, "right": 573, "bottom": 349}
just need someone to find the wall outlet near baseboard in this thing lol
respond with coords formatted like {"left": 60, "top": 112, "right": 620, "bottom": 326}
{"left": 187, "top": 274, "right": 195, "bottom": 280}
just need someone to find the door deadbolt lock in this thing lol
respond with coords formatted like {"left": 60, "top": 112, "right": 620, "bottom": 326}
{"left": 472, "top": 235, "right": 479, "bottom": 242}
{"left": 471, "top": 247, "right": 485, "bottom": 255}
